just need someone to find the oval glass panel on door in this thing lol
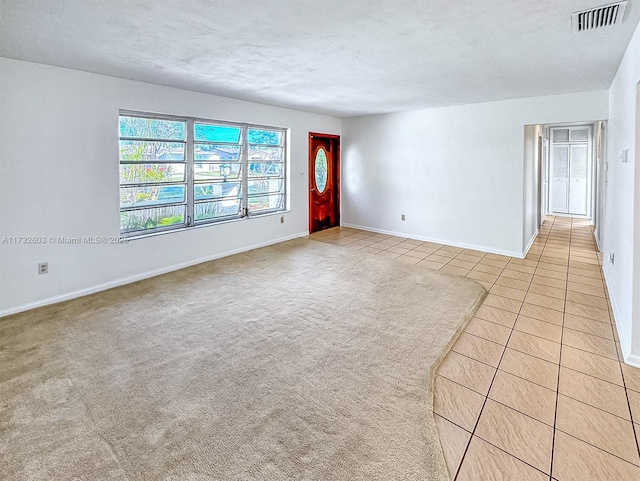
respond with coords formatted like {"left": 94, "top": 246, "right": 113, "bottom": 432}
{"left": 315, "top": 148, "right": 328, "bottom": 193}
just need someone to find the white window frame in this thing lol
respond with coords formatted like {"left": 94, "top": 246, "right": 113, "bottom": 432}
{"left": 119, "top": 110, "right": 287, "bottom": 238}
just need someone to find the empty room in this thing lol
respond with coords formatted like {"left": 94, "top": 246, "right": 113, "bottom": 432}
{"left": 2, "top": 1, "right": 640, "bottom": 479}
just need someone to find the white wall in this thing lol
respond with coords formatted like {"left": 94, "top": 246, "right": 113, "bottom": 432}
{"left": 0, "top": 58, "right": 341, "bottom": 316}
{"left": 341, "top": 92, "right": 608, "bottom": 257}
{"left": 603, "top": 20, "right": 640, "bottom": 365}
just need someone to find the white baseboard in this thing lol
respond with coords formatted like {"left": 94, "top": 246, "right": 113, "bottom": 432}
{"left": 549, "top": 212, "right": 592, "bottom": 220}
{"left": 626, "top": 352, "right": 640, "bottom": 368}
{"left": 601, "top": 264, "right": 640, "bottom": 368}
{"left": 523, "top": 230, "right": 539, "bottom": 259}
{"left": 341, "top": 223, "right": 524, "bottom": 258}
{"left": 0, "top": 231, "right": 308, "bottom": 319}
{"left": 593, "top": 229, "right": 602, "bottom": 252}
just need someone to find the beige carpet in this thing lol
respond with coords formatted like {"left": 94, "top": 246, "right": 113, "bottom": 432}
{"left": 0, "top": 238, "right": 485, "bottom": 480}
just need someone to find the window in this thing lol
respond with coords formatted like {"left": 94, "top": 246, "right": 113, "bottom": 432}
{"left": 119, "top": 112, "right": 286, "bottom": 236}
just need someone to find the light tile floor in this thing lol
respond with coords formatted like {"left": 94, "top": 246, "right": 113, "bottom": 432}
{"left": 309, "top": 216, "right": 640, "bottom": 481}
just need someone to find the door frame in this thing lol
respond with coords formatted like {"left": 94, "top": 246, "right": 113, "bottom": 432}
{"left": 536, "top": 132, "right": 543, "bottom": 228}
{"left": 541, "top": 131, "right": 549, "bottom": 218}
{"left": 546, "top": 123, "right": 595, "bottom": 219}
{"left": 308, "top": 132, "right": 341, "bottom": 233}
{"left": 594, "top": 121, "right": 607, "bottom": 249}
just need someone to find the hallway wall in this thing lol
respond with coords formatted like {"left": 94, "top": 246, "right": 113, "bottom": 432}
{"left": 603, "top": 19, "right": 640, "bottom": 365}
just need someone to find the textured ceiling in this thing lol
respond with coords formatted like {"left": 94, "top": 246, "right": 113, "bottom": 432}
{"left": 0, "top": 0, "right": 639, "bottom": 117}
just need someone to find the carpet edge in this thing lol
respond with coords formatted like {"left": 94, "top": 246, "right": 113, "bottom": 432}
{"left": 428, "top": 287, "right": 488, "bottom": 480}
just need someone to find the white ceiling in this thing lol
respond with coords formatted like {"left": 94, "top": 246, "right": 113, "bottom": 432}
{"left": 1, "top": 0, "right": 639, "bottom": 117}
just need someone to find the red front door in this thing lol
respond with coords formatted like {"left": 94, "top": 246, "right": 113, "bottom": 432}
{"left": 309, "top": 133, "right": 340, "bottom": 233}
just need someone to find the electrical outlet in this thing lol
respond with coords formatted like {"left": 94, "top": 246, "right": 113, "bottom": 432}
{"left": 280, "top": 216, "right": 285, "bottom": 224}
{"left": 609, "top": 253, "right": 615, "bottom": 265}
{"left": 401, "top": 214, "right": 406, "bottom": 221}
{"left": 38, "top": 262, "right": 48, "bottom": 274}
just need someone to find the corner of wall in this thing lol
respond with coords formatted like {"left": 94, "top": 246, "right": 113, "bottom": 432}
{"left": 522, "top": 229, "right": 539, "bottom": 259}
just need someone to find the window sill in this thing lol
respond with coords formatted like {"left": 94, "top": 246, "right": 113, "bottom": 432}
{"left": 122, "top": 209, "right": 290, "bottom": 241}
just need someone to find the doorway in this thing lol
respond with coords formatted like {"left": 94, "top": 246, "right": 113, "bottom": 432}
{"left": 308, "top": 133, "right": 340, "bottom": 233}
{"left": 548, "top": 126, "right": 593, "bottom": 217}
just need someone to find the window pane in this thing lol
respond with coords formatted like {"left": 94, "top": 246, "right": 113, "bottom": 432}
{"left": 194, "top": 182, "right": 241, "bottom": 201}
{"left": 119, "top": 116, "right": 185, "bottom": 140}
{"left": 194, "top": 144, "right": 241, "bottom": 161}
{"left": 120, "top": 185, "right": 186, "bottom": 208}
{"left": 194, "top": 163, "right": 241, "bottom": 181}
{"left": 248, "top": 128, "right": 282, "bottom": 145}
{"left": 120, "top": 205, "right": 185, "bottom": 232}
{"left": 248, "top": 179, "right": 283, "bottom": 196}
{"left": 194, "top": 123, "right": 241, "bottom": 143}
{"left": 195, "top": 199, "right": 241, "bottom": 221}
{"left": 571, "top": 145, "right": 589, "bottom": 180}
{"left": 120, "top": 164, "right": 185, "bottom": 185}
{"left": 570, "top": 129, "right": 589, "bottom": 142}
{"left": 248, "top": 146, "right": 282, "bottom": 161}
{"left": 248, "top": 162, "right": 283, "bottom": 178}
{"left": 553, "top": 129, "right": 569, "bottom": 143}
{"left": 120, "top": 114, "right": 286, "bottom": 234}
{"left": 248, "top": 194, "right": 285, "bottom": 212}
{"left": 120, "top": 140, "right": 185, "bottom": 161}
{"left": 553, "top": 146, "right": 569, "bottom": 178}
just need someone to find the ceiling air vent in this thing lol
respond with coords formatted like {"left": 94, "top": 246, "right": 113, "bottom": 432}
{"left": 572, "top": 1, "right": 627, "bottom": 32}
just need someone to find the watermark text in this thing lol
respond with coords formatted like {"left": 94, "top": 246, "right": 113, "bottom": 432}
{"left": 2, "top": 236, "right": 129, "bottom": 245}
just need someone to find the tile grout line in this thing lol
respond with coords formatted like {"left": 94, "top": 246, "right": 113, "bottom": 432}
{"left": 452, "top": 224, "right": 547, "bottom": 480}
{"left": 555, "top": 220, "right": 640, "bottom": 470}
{"left": 437, "top": 412, "right": 580, "bottom": 479}
{"left": 548, "top": 215, "right": 572, "bottom": 480}
{"left": 613, "top": 249, "right": 640, "bottom": 463}
{"left": 553, "top": 430, "right": 640, "bottom": 469}
{"left": 626, "top": 386, "right": 640, "bottom": 460}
